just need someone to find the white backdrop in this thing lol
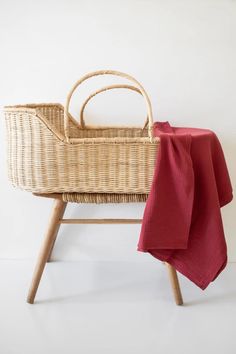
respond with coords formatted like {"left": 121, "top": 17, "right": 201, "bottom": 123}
{"left": 0, "top": 0, "right": 235, "bottom": 262}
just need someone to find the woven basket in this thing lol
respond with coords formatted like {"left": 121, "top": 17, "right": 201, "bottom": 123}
{"left": 4, "top": 70, "right": 160, "bottom": 194}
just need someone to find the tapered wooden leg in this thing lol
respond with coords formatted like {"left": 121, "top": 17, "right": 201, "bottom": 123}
{"left": 47, "top": 202, "right": 67, "bottom": 262}
{"left": 165, "top": 262, "right": 183, "bottom": 305}
{"left": 27, "top": 199, "right": 67, "bottom": 304}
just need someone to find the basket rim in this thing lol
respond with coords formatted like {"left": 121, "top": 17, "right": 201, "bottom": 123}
{"left": 4, "top": 103, "right": 160, "bottom": 145}
{"left": 4, "top": 102, "right": 151, "bottom": 129}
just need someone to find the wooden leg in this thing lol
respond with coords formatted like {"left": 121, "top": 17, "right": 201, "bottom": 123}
{"left": 165, "top": 262, "right": 183, "bottom": 305}
{"left": 47, "top": 202, "right": 67, "bottom": 262}
{"left": 27, "top": 199, "right": 67, "bottom": 304}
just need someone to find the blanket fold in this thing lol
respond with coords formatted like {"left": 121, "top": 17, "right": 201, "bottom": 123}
{"left": 138, "top": 121, "right": 233, "bottom": 289}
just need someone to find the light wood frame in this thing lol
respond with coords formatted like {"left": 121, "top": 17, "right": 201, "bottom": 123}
{"left": 27, "top": 194, "right": 183, "bottom": 306}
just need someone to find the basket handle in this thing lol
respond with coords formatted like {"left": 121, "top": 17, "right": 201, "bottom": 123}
{"left": 64, "top": 70, "right": 154, "bottom": 142}
{"left": 79, "top": 84, "right": 149, "bottom": 130}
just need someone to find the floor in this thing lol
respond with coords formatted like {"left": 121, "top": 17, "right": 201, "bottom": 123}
{"left": 0, "top": 260, "right": 236, "bottom": 354}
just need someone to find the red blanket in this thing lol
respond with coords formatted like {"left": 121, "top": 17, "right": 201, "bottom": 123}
{"left": 138, "top": 122, "right": 233, "bottom": 289}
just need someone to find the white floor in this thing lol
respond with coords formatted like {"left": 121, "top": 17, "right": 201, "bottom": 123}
{"left": 0, "top": 260, "right": 236, "bottom": 354}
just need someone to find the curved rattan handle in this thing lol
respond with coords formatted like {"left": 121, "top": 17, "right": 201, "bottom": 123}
{"left": 64, "top": 70, "right": 154, "bottom": 142}
{"left": 79, "top": 84, "right": 149, "bottom": 130}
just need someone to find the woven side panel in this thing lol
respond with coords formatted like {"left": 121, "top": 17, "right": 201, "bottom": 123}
{"left": 72, "top": 127, "right": 149, "bottom": 139}
{"left": 5, "top": 111, "right": 159, "bottom": 194}
{"left": 62, "top": 193, "right": 149, "bottom": 203}
{"left": 39, "top": 105, "right": 65, "bottom": 135}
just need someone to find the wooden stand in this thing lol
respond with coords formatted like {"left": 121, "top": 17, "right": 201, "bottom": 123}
{"left": 27, "top": 194, "right": 183, "bottom": 306}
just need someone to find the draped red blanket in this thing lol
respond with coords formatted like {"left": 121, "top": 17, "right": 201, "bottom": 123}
{"left": 138, "top": 122, "right": 233, "bottom": 289}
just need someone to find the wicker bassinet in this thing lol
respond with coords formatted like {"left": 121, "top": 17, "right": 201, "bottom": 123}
{"left": 4, "top": 70, "right": 160, "bottom": 196}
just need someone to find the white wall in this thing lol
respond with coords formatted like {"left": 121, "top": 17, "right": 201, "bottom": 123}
{"left": 0, "top": 0, "right": 235, "bottom": 261}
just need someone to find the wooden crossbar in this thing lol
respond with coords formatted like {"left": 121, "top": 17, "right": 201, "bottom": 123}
{"left": 60, "top": 218, "right": 142, "bottom": 224}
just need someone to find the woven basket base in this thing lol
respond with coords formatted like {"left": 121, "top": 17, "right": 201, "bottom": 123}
{"left": 62, "top": 193, "right": 149, "bottom": 204}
